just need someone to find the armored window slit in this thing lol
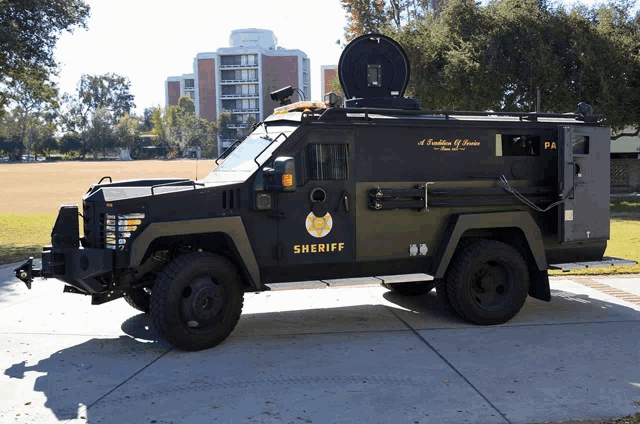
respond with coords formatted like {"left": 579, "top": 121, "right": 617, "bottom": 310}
{"left": 301, "top": 143, "right": 349, "bottom": 181}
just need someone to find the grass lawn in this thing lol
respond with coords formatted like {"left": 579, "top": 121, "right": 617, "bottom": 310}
{"left": 0, "top": 159, "right": 215, "bottom": 265}
{"left": 548, "top": 199, "right": 640, "bottom": 276}
{"left": 0, "top": 212, "right": 56, "bottom": 265}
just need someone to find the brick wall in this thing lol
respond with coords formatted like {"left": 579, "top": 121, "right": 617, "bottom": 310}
{"left": 167, "top": 81, "right": 180, "bottom": 106}
{"left": 197, "top": 58, "right": 217, "bottom": 122}
{"left": 261, "top": 55, "right": 299, "bottom": 118}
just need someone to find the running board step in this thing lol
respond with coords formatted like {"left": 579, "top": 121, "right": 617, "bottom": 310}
{"left": 548, "top": 256, "right": 637, "bottom": 272}
{"left": 265, "top": 273, "right": 434, "bottom": 291}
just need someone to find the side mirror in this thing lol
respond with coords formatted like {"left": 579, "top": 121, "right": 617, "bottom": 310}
{"left": 263, "top": 157, "right": 296, "bottom": 192}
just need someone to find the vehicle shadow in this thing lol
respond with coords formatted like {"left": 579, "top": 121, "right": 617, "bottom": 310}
{"left": 4, "top": 314, "right": 171, "bottom": 422}
{"left": 3, "top": 288, "right": 639, "bottom": 423}
{"left": 379, "top": 287, "right": 640, "bottom": 328}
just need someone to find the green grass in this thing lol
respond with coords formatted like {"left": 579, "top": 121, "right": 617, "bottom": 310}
{"left": 0, "top": 212, "right": 56, "bottom": 265}
{"left": 548, "top": 198, "right": 640, "bottom": 276}
{"left": 610, "top": 198, "right": 640, "bottom": 215}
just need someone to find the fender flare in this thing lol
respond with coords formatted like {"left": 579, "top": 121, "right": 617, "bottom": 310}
{"left": 433, "top": 211, "right": 548, "bottom": 279}
{"left": 129, "top": 216, "right": 260, "bottom": 286}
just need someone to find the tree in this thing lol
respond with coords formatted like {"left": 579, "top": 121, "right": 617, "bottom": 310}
{"left": 178, "top": 96, "right": 195, "bottom": 114}
{"left": 58, "top": 133, "right": 85, "bottom": 158}
{"left": 328, "top": 75, "right": 344, "bottom": 97}
{"left": 217, "top": 111, "right": 236, "bottom": 142}
{"left": 151, "top": 107, "right": 169, "bottom": 146}
{"left": 32, "top": 133, "right": 58, "bottom": 159}
{"left": 86, "top": 107, "right": 116, "bottom": 159}
{"left": 4, "top": 69, "right": 59, "bottom": 158}
{"left": 63, "top": 73, "right": 136, "bottom": 133}
{"left": 386, "top": 0, "right": 640, "bottom": 133}
{"left": 0, "top": 110, "right": 26, "bottom": 160}
{"left": 340, "top": 0, "right": 450, "bottom": 40}
{"left": 115, "top": 114, "right": 140, "bottom": 151}
{"left": 0, "top": 0, "right": 89, "bottom": 115}
{"left": 341, "top": 0, "right": 388, "bottom": 41}
{"left": 141, "top": 107, "right": 155, "bottom": 132}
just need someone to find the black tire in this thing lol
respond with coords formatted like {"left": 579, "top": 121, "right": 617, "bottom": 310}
{"left": 437, "top": 238, "right": 478, "bottom": 313}
{"left": 381, "top": 281, "right": 435, "bottom": 296}
{"left": 150, "top": 252, "right": 244, "bottom": 351}
{"left": 446, "top": 239, "right": 529, "bottom": 325}
{"left": 434, "top": 278, "right": 453, "bottom": 311}
{"left": 123, "top": 287, "right": 151, "bottom": 313}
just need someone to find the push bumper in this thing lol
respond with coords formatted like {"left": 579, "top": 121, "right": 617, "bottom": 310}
{"left": 14, "top": 246, "right": 113, "bottom": 294}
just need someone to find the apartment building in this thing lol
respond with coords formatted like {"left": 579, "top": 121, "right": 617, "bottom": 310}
{"left": 165, "top": 74, "right": 195, "bottom": 106}
{"left": 166, "top": 29, "right": 310, "bottom": 155}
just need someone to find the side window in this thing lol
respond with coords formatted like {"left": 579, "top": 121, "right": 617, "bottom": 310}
{"left": 571, "top": 134, "right": 589, "bottom": 155}
{"left": 496, "top": 134, "right": 541, "bottom": 157}
{"left": 295, "top": 144, "right": 349, "bottom": 186}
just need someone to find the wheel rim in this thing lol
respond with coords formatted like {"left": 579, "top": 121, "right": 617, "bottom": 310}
{"left": 469, "top": 259, "right": 516, "bottom": 312}
{"left": 180, "top": 275, "right": 227, "bottom": 330}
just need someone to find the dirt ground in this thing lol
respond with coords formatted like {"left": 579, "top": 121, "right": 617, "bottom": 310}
{"left": 0, "top": 159, "right": 217, "bottom": 214}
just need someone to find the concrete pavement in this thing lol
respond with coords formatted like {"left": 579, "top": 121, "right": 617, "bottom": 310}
{"left": 0, "top": 261, "right": 639, "bottom": 424}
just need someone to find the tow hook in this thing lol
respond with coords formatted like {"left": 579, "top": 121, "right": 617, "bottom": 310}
{"left": 14, "top": 257, "right": 42, "bottom": 289}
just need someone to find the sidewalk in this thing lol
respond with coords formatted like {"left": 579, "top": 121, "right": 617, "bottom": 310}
{"left": 0, "top": 262, "right": 639, "bottom": 424}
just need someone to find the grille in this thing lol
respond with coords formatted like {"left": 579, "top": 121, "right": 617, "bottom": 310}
{"left": 98, "top": 213, "right": 106, "bottom": 249}
{"left": 222, "top": 189, "right": 241, "bottom": 209}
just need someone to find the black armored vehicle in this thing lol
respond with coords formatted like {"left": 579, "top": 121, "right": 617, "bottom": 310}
{"left": 16, "top": 34, "right": 635, "bottom": 350}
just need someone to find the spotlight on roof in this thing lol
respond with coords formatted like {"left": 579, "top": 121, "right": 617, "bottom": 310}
{"left": 270, "top": 86, "right": 294, "bottom": 106}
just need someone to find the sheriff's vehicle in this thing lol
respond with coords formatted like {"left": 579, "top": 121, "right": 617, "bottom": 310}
{"left": 16, "top": 34, "right": 635, "bottom": 350}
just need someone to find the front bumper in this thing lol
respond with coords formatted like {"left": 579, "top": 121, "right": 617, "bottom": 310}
{"left": 15, "top": 246, "right": 113, "bottom": 294}
{"left": 14, "top": 204, "right": 113, "bottom": 294}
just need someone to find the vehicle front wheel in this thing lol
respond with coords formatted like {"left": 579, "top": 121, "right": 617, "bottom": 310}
{"left": 381, "top": 281, "right": 435, "bottom": 296}
{"left": 446, "top": 239, "right": 529, "bottom": 325}
{"left": 150, "top": 252, "right": 244, "bottom": 351}
{"left": 123, "top": 286, "right": 151, "bottom": 313}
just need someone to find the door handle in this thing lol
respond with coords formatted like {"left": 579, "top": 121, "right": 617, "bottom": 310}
{"left": 336, "top": 191, "right": 350, "bottom": 212}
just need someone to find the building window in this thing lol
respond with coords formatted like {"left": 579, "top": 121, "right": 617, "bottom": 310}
{"left": 184, "top": 79, "right": 194, "bottom": 88}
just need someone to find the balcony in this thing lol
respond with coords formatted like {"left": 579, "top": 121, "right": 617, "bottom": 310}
{"left": 219, "top": 63, "right": 258, "bottom": 69}
{"left": 220, "top": 79, "right": 259, "bottom": 84}
{"left": 220, "top": 139, "right": 237, "bottom": 148}
{"left": 220, "top": 93, "right": 259, "bottom": 99}
{"left": 227, "top": 123, "right": 250, "bottom": 129}
{"left": 232, "top": 108, "right": 260, "bottom": 114}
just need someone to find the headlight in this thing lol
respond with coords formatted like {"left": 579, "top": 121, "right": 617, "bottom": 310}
{"left": 105, "top": 213, "right": 145, "bottom": 250}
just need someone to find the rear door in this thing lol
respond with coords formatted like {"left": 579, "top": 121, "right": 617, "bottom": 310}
{"left": 558, "top": 126, "right": 610, "bottom": 243}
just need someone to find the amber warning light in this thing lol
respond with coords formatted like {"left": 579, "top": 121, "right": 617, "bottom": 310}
{"left": 282, "top": 174, "right": 293, "bottom": 187}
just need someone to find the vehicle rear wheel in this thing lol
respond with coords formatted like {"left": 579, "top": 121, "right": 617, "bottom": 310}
{"left": 446, "top": 239, "right": 529, "bottom": 325}
{"left": 150, "top": 252, "right": 244, "bottom": 351}
{"left": 381, "top": 281, "right": 435, "bottom": 296}
{"left": 123, "top": 286, "right": 151, "bottom": 313}
{"left": 435, "top": 278, "right": 453, "bottom": 311}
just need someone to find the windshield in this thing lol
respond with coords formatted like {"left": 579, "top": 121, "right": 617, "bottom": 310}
{"left": 204, "top": 123, "right": 297, "bottom": 183}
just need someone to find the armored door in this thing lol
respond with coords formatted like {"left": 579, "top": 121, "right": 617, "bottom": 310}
{"left": 276, "top": 130, "right": 356, "bottom": 267}
{"left": 558, "top": 126, "right": 610, "bottom": 243}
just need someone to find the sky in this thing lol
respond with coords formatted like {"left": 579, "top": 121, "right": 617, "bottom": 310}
{"left": 52, "top": 0, "right": 607, "bottom": 116}
{"left": 53, "top": 0, "right": 348, "bottom": 115}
